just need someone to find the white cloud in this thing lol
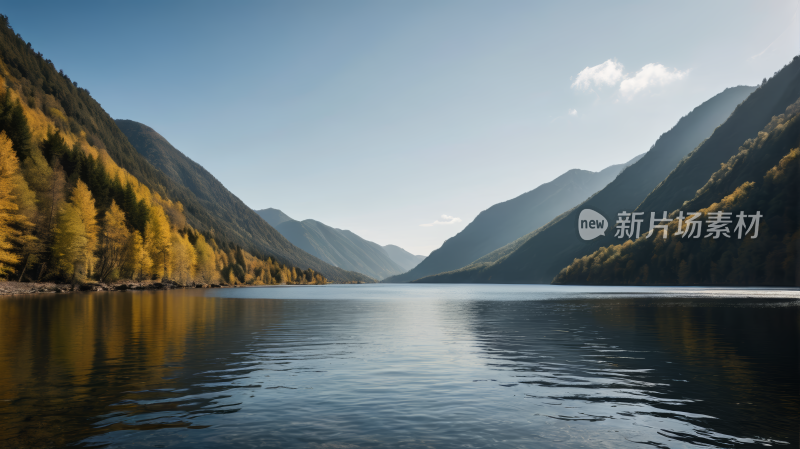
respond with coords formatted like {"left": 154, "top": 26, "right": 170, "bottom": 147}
{"left": 572, "top": 60, "right": 688, "bottom": 98}
{"left": 420, "top": 214, "right": 462, "bottom": 227}
{"left": 571, "top": 59, "right": 624, "bottom": 90}
{"left": 619, "top": 63, "right": 689, "bottom": 97}
{"left": 568, "top": 109, "right": 577, "bottom": 116}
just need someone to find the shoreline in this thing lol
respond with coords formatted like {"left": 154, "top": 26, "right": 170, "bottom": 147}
{"left": 0, "top": 280, "right": 339, "bottom": 296}
{"left": 0, "top": 280, "right": 233, "bottom": 296}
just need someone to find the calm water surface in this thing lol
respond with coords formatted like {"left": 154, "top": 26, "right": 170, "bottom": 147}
{"left": 0, "top": 284, "right": 797, "bottom": 448}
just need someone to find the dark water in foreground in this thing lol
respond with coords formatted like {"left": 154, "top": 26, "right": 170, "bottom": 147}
{"left": 0, "top": 285, "right": 797, "bottom": 448}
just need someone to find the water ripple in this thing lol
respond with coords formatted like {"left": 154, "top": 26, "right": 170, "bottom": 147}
{"left": 0, "top": 285, "right": 795, "bottom": 448}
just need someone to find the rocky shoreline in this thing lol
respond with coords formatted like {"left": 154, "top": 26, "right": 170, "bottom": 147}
{"left": 0, "top": 280, "right": 230, "bottom": 296}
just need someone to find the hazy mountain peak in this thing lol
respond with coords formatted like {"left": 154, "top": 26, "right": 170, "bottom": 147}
{"left": 382, "top": 245, "right": 426, "bottom": 272}
{"left": 251, "top": 212, "right": 409, "bottom": 280}
{"left": 255, "top": 208, "right": 294, "bottom": 228}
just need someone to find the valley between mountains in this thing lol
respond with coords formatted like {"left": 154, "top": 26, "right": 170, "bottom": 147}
{"left": 0, "top": 12, "right": 797, "bottom": 287}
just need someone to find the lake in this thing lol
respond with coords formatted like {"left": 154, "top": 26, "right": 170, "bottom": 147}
{"left": 0, "top": 284, "right": 797, "bottom": 448}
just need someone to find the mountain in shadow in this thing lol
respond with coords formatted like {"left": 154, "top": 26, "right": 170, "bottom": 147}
{"left": 636, "top": 57, "right": 800, "bottom": 214}
{"left": 555, "top": 96, "right": 800, "bottom": 286}
{"left": 115, "top": 120, "right": 372, "bottom": 283}
{"left": 416, "top": 83, "right": 760, "bottom": 284}
{"left": 384, "top": 153, "right": 643, "bottom": 283}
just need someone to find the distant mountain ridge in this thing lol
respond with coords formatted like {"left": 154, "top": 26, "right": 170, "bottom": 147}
{"left": 384, "top": 153, "right": 643, "bottom": 283}
{"left": 255, "top": 208, "right": 422, "bottom": 280}
{"left": 382, "top": 245, "right": 426, "bottom": 272}
{"left": 417, "top": 83, "right": 759, "bottom": 284}
{"left": 115, "top": 120, "right": 372, "bottom": 283}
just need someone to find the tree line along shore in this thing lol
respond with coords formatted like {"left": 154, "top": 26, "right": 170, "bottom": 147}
{"left": 0, "top": 87, "right": 328, "bottom": 288}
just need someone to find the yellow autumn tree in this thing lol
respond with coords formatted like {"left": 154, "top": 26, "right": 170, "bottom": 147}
{"left": 0, "top": 131, "right": 24, "bottom": 277}
{"left": 69, "top": 180, "right": 98, "bottom": 275}
{"left": 10, "top": 167, "right": 37, "bottom": 224}
{"left": 144, "top": 205, "right": 171, "bottom": 279}
{"left": 124, "top": 230, "right": 152, "bottom": 281}
{"left": 52, "top": 203, "right": 88, "bottom": 283}
{"left": 276, "top": 265, "right": 292, "bottom": 284}
{"left": 23, "top": 147, "right": 65, "bottom": 253}
{"left": 169, "top": 230, "right": 196, "bottom": 284}
{"left": 22, "top": 146, "right": 54, "bottom": 193}
{"left": 9, "top": 166, "right": 38, "bottom": 281}
{"left": 95, "top": 200, "right": 130, "bottom": 282}
{"left": 264, "top": 266, "right": 273, "bottom": 285}
{"left": 215, "top": 249, "right": 228, "bottom": 272}
{"left": 193, "top": 234, "right": 217, "bottom": 283}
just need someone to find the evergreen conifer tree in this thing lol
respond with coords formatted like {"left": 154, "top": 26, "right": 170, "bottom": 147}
{"left": 0, "top": 91, "right": 32, "bottom": 160}
{"left": 40, "top": 130, "right": 69, "bottom": 164}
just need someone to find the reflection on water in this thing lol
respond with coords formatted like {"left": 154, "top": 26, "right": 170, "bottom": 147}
{"left": 0, "top": 285, "right": 797, "bottom": 448}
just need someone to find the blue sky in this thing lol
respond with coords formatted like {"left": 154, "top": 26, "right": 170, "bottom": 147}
{"left": 5, "top": 1, "right": 798, "bottom": 255}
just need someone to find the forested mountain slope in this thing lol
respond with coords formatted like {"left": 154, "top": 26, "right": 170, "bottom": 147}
{"left": 112, "top": 121, "right": 370, "bottom": 283}
{"left": 555, "top": 99, "right": 800, "bottom": 286}
{"left": 0, "top": 18, "right": 368, "bottom": 283}
{"left": 0, "top": 15, "right": 339, "bottom": 285}
{"left": 637, "top": 56, "right": 800, "bottom": 214}
{"left": 417, "top": 84, "right": 757, "bottom": 284}
{"left": 384, "top": 155, "right": 642, "bottom": 283}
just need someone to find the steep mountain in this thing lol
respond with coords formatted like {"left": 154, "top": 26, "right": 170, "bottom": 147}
{"left": 384, "top": 155, "right": 642, "bottom": 283}
{"left": 679, "top": 97, "right": 800, "bottom": 214}
{"left": 113, "top": 119, "right": 372, "bottom": 282}
{"left": 416, "top": 84, "right": 758, "bottom": 284}
{"left": 637, "top": 56, "right": 800, "bottom": 214}
{"left": 113, "top": 120, "right": 371, "bottom": 283}
{"left": 255, "top": 208, "right": 294, "bottom": 227}
{"left": 251, "top": 208, "right": 404, "bottom": 280}
{"left": 555, "top": 99, "right": 800, "bottom": 286}
{"left": 0, "top": 16, "right": 350, "bottom": 285}
{"left": 382, "top": 245, "right": 426, "bottom": 272}
{"left": 0, "top": 16, "right": 369, "bottom": 282}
